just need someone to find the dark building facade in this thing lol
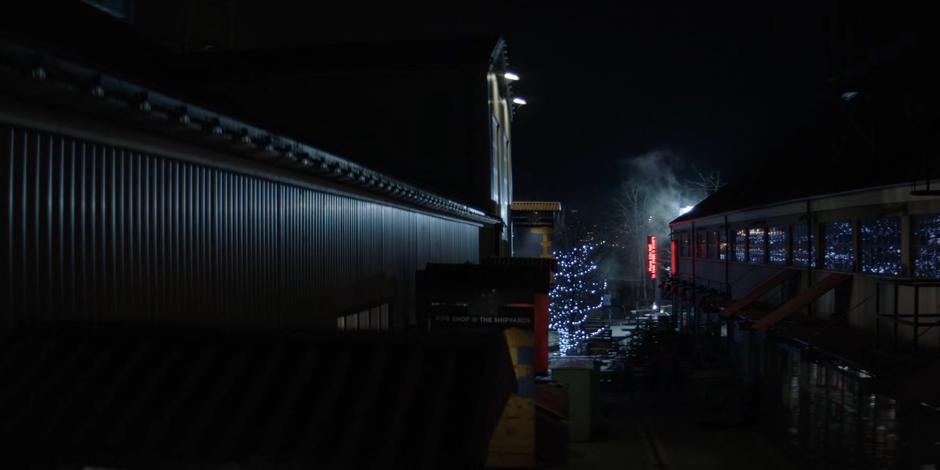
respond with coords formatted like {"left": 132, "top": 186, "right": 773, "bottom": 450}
{"left": 1, "top": 4, "right": 523, "bottom": 468}
{"left": 161, "top": 37, "right": 519, "bottom": 257}
{"left": 0, "top": 8, "right": 496, "bottom": 329}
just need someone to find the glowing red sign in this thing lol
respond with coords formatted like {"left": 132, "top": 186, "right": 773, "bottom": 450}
{"left": 647, "top": 236, "right": 657, "bottom": 279}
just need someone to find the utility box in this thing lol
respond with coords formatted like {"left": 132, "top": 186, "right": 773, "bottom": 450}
{"left": 551, "top": 362, "right": 600, "bottom": 441}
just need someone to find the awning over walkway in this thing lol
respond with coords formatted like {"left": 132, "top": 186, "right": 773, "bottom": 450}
{"left": 721, "top": 269, "right": 801, "bottom": 318}
{"left": 0, "top": 325, "right": 516, "bottom": 469}
{"left": 752, "top": 273, "right": 852, "bottom": 331}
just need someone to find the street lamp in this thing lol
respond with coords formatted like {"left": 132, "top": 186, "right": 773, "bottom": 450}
{"left": 512, "top": 97, "right": 527, "bottom": 106}
{"left": 504, "top": 71, "right": 520, "bottom": 81}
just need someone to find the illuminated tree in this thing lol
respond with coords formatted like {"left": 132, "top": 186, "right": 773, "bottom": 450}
{"left": 550, "top": 243, "right": 608, "bottom": 355}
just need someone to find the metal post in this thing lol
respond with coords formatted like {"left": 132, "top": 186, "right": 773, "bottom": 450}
{"left": 724, "top": 216, "right": 730, "bottom": 297}
{"left": 913, "top": 285, "right": 920, "bottom": 351}
{"left": 894, "top": 284, "right": 899, "bottom": 352}
{"left": 875, "top": 282, "right": 881, "bottom": 349}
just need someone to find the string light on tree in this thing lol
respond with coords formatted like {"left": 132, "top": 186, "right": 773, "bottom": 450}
{"left": 550, "top": 243, "right": 608, "bottom": 355}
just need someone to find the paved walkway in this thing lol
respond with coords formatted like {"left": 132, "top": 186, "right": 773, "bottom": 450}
{"left": 563, "top": 389, "right": 797, "bottom": 470}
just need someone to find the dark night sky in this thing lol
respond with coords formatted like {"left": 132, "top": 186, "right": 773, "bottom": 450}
{"left": 132, "top": 1, "right": 927, "bottom": 222}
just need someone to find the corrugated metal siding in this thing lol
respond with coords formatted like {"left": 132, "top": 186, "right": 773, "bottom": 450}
{"left": 1, "top": 123, "right": 479, "bottom": 327}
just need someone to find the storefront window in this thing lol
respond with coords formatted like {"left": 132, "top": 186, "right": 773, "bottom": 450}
{"left": 914, "top": 215, "right": 940, "bottom": 278}
{"left": 680, "top": 231, "right": 690, "bottom": 257}
{"left": 860, "top": 218, "right": 901, "bottom": 275}
{"left": 769, "top": 226, "right": 788, "bottom": 265}
{"left": 793, "top": 223, "right": 816, "bottom": 268}
{"left": 735, "top": 229, "right": 747, "bottom": 262}
{"left": 748, "top": 227, "right": 766, "bottom": 264}
{"left": 824, "top": 221, "right": 854, "bottom": 271}
{"left": 696, "top": 231, "right": 707, "bottom": 258}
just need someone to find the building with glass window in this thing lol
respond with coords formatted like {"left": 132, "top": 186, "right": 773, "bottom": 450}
{"left": 665, "top": 176, "right": 940, "bottom": 468}
{"left": 670, "top": 178, "right": 940, "bottom": 343}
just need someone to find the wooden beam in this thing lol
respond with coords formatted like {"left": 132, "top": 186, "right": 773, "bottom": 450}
{"left": 721, "top": 268, "right": 801, "bottom": 318}
{"left": 752, "top": 273, "right": 851, "bottom": 332}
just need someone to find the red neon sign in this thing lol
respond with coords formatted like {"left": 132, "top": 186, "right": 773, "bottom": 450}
{"left": 647, "top": 235, "right": 657, "bottom": 279}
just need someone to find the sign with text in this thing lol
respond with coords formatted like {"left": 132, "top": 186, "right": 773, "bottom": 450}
{"left": 647, "top": 235, "right": 657, "bottom": 279}
{"left": 428, "top": 303, "right": 534, "bottom": 330}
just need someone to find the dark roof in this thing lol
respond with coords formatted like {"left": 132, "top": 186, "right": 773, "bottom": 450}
{"left": 672, "top": 147, "right": 922, "bottom": 225}
{"left": 510, "top": 201, "right": 563, "bottom": 212}
{"left": 157, "top": 38, "right": 508, "bottom": 212}
{"left": 0, "top": 28, "right": 494, "bottom": 223}
{"left": 171, "top": 37, "right": 503, "bottom": 79}
{"left": 0, "top": 324, "right": 515, "bottom": 469}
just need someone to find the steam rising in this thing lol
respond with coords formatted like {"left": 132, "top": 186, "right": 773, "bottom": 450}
{"left": 611, "top": 149, "right": 719, "bottom": 301}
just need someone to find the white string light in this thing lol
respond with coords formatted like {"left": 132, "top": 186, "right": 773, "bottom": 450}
{"left": 549, "top": 243, "right": 608, "bottom": 355}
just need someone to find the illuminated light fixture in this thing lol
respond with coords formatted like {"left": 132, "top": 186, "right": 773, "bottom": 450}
{"left": 504, "top": 71, "right": 520, "bottom": 81}
{"left": 512, "top": 97, "right": 527, "bottom": 106}
{"left": 679, "top": 205, "right": 694, "bottom": 216}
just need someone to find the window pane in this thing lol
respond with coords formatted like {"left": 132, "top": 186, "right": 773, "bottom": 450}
{"left": 735, "top": 229, "right": 747, "bottom": 262}
{"left": 359, "top": 310, "right": 370, "bottom": 330}
{"left": 680, "top": 231, "right": 690, "bottom": 257}
{"left": 860, "top": 218, "right": 901, "bottom": 275}
{"left": 696, "top": 231, "right": 707, "bottom": 258}
{"left": 769, "top": 226, "right": 787, "bottom": 265}
{"left": 793, "top": 223, "right": 816, "bottom": 267}
{"left": 718, "top": 230, "right": 728, "bottom": 261}
{"left": 370, "top": 307, "right": 381, "bottom": 329}
{"left": 914, "top": 215, "right": 940, "bottom": 278}
{"left": 824, "top": 221, "right": 854, "bottom": 271}
{"left": 706, "top": 231, "right": 717, "bottom": 259}
{"left": 748, "top": 227, "right": 766, "bottom": 264}
{"left": 337, "top": 316, "right": 345, "bottom": 330}
{"left": 346, "top": 313, "right": 358, "bottom": 331}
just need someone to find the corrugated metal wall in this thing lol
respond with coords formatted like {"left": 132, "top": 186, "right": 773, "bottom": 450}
{"left": 1, "top": 123, "right": 479, "bottom": 327}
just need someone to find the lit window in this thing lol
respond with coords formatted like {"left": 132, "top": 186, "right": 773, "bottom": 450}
{"left": 768, "top": 226, "right": 788, "bottom": 265}
{"left": 914, "top": 215, "right": 940, "bottom": 279}
{"left": 793, "top": 223, "right": 816, "bottom": 267}
{"left": 824, "top": 221, "right": 854, "bottom": 271}
{"left": 860, "top": 218, "right": 901, "bottom": 275}
{"left": 735, "top": 229, "right": 747, "bottom": 262}
{"left": 748, "top": 227, "right": 766, "bottom": 264}
{"left": 696, "top": 231, "right": 707, "bottom": 258}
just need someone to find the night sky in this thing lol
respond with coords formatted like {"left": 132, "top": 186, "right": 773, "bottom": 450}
{"left": 132, "top": 1, "right": 927, "bottom": 222}
{"left": 502, "top": 4, "right": 828, "bottom": 220}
